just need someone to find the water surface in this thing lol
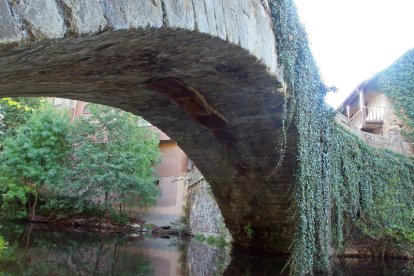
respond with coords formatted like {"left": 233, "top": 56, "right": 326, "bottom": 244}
{"left": 0, "top": 223, "right": 413, "bottom": 275}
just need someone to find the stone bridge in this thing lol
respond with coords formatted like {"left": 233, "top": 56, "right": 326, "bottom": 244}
{"left": 0, "top": 0, "right": 294, "bottom": 252}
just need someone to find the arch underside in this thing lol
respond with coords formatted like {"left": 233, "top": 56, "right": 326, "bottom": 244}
{"left": 0, "top": 28, "right": 294, "bottom": 252}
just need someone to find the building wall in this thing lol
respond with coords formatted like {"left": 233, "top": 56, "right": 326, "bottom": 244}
{"left": 139, "top": 139, "right": 189, "bottom": 217}
{"left": 382, "top": 97, "right": 405, "bottom": 138}
{"left": 72, "top": 101, "right": 88, "bottom": 119}
{"left": 362, "top": 91, "right": 406, "bottom": 141}
{"left": 155, "top": 141, "right": 188, "bottom": 177}
{"left": 50, "top": 98, "right": 87, "bottom": 120}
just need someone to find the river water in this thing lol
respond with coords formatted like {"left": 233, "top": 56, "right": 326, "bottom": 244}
{"left": 0, "top": 223, "right": 413, "bottom": 275}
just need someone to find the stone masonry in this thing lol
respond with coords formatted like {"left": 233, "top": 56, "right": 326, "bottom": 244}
{"left": 0, "top": 0, "right": 294, "bottom": 252}
{"left": 1, "top": 0, "right": 407, "bottom": 254}
{"left": 187, "top": 168, "right": 231, "bottom": 241}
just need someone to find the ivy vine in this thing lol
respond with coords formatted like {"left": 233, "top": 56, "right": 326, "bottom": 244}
{"left": 268, "top": 1, "right": 414, "bottom": 274}
{"left": 376, "top": 49, "right": 414, "bottom": 142}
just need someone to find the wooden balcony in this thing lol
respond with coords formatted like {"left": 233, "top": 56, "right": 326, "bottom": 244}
{"left": 349, "top": 106, "right": 385, "bottom": 132}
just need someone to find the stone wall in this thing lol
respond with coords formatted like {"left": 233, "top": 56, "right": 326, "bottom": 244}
{"left": 187, "top": 168, "right": 231, "bottom": 241}
{"left": 382, "top": 97, "right": 406, "bottom": 140}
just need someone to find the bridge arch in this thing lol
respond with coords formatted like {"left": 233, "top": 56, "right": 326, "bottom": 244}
{"left": 0, "top": 0, "right": 294, "bottom": 252}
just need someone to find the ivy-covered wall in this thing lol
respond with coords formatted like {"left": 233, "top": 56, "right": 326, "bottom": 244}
{"left": 268, "top": 0, "right": 414, "bottom": 274}
{"left": 376, "top": 49, "right": 414, "bottom": 143}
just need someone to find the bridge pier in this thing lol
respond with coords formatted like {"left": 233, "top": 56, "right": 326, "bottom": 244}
{"left": 205, "top": 151, "right": 296, "bottom": 253}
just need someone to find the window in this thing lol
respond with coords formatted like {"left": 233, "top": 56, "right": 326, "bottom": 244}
{"left": 53, "top": 98, "right": 63, "bottom": 106}
{"left": 83, "top": 105, "right": 90, "bottom": 114}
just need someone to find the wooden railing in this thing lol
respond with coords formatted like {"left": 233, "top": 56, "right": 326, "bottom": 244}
{"left": 349, "top": 106, "right": 385, "bottom": 129}
{"left": 350, "top": 109, "right": 364, "bottom": 129}
{"left": 365, "top": 106, "right": 385, "bottom": 123}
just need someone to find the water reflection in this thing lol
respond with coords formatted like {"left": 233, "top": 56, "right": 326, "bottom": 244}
{"left": 0, "top": 223, "right": 413, "bottom": 275}
{"left": 185, "top": 239, "right": 231, "bottom": 276}
{"left": 331, "top": 258, "right": 414, "bottom": 276}
{"left": 223, "top": 251, "right": 414, "bottom": 276}
{"left": 0, "top": 223, "right": 180, "bottom": 275}
{"left": 224, "top": 249, "right": 288, "bottom": 276}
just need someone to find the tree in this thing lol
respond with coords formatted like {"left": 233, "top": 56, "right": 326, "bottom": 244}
{"left": 0, "top": 97, "right": 44, "bottom": 146}
{"left": 56, "top": 104, "right": 160, "bottom": 216}
{"left": 0, "top": 105, "right": 70, "bottom": 220}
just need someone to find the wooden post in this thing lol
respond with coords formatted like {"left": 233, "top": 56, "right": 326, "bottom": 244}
{"left": 359, "top": 89, "right": 365, "bottom": 127}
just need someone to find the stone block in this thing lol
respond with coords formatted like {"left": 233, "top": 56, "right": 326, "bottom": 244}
{"left": 237, "top": 0, "right": 256, "bottom": 52}
{"left": 12, "top": 0, "right": 65, "bottom": 39}
{"left": 0, "top": 0, "right": 21, "bottom": 43}
{"left": 104, "top": 0, "right": 163, "bottom": 29}
{"left": 201, "top": 0, "right": 217, "bottom": 36}
{"left": 163, "top": 0, "right": 194, "bottom": 30}
{"left": 222, "top": 0, "right": 239, "bottom": 45}
{"left": 210, "top": 0, "right": 226, "bottom": 39}
{"left": 251, "top": 1, "right": 277, "bottom": 74}
{"left": 61, "top": 0, "right": 107, "bottom": 34}
{"left": 192, "top": 0, "right": 209, "bottom": 33}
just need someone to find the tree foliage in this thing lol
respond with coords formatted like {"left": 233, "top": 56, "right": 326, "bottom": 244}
{"left": 0, "top": 105, "right": 70, "bottom": 220}
{"left": 54, "top": 104, "right": 160, "bottom": 215}
{"left": 0, "top": 100, "right": 160, "bottom": 221}
{"left": 0, "top": 97, "right": 43, "bottom": 145}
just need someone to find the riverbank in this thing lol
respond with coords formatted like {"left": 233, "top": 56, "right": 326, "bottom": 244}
{"left": 16, "top": 215, "right": 189, "bottom": 238}
{"left": 341, "top": 238, "right": 414, "bottom": 260}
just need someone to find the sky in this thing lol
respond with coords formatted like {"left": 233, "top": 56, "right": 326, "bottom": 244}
{"left": 294, "top": 0, "right": 414, "bottom": 108}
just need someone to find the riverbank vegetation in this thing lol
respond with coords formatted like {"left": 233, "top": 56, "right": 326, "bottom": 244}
{"left": 270, "top": 0, "right": 414, "bottom": 274}
{"left": 0, "top": 99, "right": 160, "bottom": 226}
{"left": 194, "top": 233, "right": 229, "bottom": 248}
